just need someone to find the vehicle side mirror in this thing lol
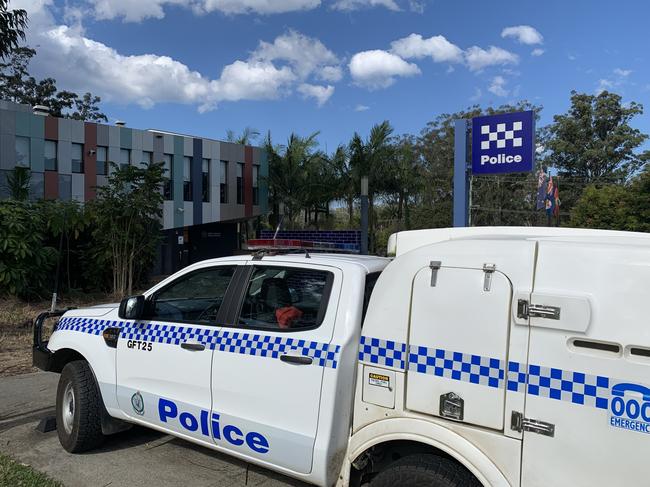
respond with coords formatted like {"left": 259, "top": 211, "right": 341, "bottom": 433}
{"left": 118, "top": 295, "right": 146, "bottom": 320}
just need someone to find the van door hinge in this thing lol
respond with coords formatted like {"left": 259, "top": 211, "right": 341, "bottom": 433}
{"left": 483, "top": 263, "right": 496, "bottom": 291}
{"left": 517, "top": 299, "right": 561, "bottom": 320}
{"left": 511, "top": 411, "right": 555, "bottom": 437}
{"left": 429, "top": 261, "right": 441, "bottom": 287}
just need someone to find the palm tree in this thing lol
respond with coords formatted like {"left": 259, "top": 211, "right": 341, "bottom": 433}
{"left": 349, "top": 121, "right": 395, "bottom": 252}
{"left": 226, "top": 127, "right": 260, "bottom": 145}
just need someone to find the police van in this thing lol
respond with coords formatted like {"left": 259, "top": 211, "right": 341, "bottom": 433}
{"left": 33, "top": 227, "right": 650, "bottom": 486}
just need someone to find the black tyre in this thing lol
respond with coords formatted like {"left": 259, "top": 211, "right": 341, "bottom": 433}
{"left": 369, "top": 454, "right": 479, "bottom": 487}
{"left": 56, "top": 360, "right": 105, "bottom": 452}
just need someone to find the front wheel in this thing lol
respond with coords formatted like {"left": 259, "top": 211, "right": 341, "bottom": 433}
{"left": 369, "top": 454, "right": 480, "bottom": 487}
{"left": 56, "top": 360, "right": 105, "bottom": 452}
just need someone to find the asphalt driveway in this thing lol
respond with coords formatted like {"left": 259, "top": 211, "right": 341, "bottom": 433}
{"left": 0, "top": 372, "right": 308, "bottom": 487}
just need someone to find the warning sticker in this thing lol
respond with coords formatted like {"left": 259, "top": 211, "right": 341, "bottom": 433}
{"left": 369, "top": 373, "right": 390, "bottom": 389}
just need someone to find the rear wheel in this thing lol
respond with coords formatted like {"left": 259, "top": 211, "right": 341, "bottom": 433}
{"left": 369, "top": 454, "right": 479, "bottom": 487}
{"left": 56, "top": 360, "right": 105, "bottom": 452}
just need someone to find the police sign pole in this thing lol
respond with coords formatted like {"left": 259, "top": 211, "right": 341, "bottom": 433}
{"left": 453, "top": 110, "right": 535, "bottom": 227}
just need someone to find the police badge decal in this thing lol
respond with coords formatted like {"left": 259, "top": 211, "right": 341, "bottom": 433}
{"left": 131, "top": 391, "right": 145, "bottom": 415}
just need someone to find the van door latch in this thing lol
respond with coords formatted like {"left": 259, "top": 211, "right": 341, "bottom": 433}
{"left": 511, "top": 411, "right": 555, "bottom": 437}
{"left": 483, "top": 263, "right": 496, "bottom": 291}
{"left": 429, "top": 261, "right": 441, "bottom": 287}
{"left": 517, "top": 300, "right": 561, "bottom": 320}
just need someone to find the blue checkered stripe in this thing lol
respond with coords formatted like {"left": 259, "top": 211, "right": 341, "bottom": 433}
{"left": 358, "top": 336, "right": 407, "bottom": 370}
{"left": 507, "top": 362, "right": 609, "bottom": 409}
{"left": 55, "top": 317, "right": 341, "bottom": 369}
{"left": 408, "top": 345, "right": 505, "bottom": 389}
{"left": 56, "top": 317, "right": 115, "bottom": 336}
{"left": 214, "top": 331, "right": 341, "bottom": 368}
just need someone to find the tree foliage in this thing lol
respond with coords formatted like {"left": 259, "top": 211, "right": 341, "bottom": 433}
{"left": 0, "top": 0, "right": 27, "bottom": 60}
{"left": 0, "top": 201, "right": 56, "bottom": 298}
{"left": 0, "top": 46, "right": 107, "bottom": 120}
{"left": 6, "top": 166, "right": 30, "bottom": 201}
{"left": 88, "top": 162, "right": 165, "bottom": 297}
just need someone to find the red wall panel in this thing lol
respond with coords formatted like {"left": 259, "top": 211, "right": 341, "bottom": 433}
{"left": 44, "top": 171, "right": 58, "bottom": 199}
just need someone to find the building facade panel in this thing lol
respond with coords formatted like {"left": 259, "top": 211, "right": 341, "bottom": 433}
{"left": 183, "top": 201, "right": 194, "bottom": 227}
{"left": 142, "top": 131, "right": 154, "bottom": 152}
{"left": 29, "top": 171, "right": 44, "bottom": 200}
{"left": 30, "top": 114, "right": 44, "bottom": 139}
{"left": 71, "top": 173, "right": 84, "bottom": 202}
{"left": 163, "top": 200, "right": 174, "bottom": 229}
{"left": 120, "top": 127, "right": 132, "bottom": 149}
{"left": 173, "top": 136, "right": 184, "bottom": 228}
{"left": 244, "top": 145, "right": 253, "bottom": 218}
{"left": 57, "top": 140, "right": 72, "bottom": 174}
{"left": 44, "top": 116, "right": 58, "bottom": 140}
{"left": 44, "top": 171, "right": 58, "bottom": 199}
{"left": 163, "top": 133, "right": 174, "bottom": 155}
{"left": 30, "top": 137, "right": 44, "bottom": 172}
{"left": 184, "top": 137, "right": 193, "bottom": 156}
{"left": 15, "top": 111, "right": 30, "bottom": 136}
{"left": 70, "top": 119, "right": 84, "bottom": 143}
{"left": 0, "top": 108, "right": 16, "bottom": 135}
{"left": 58, "top": 118, "right": 71, "bottom": 142}
{"left": 0, "top": 134, "right": 15, "bottom": 169}
{"left": 84, "top": 122, "right": 97, "bottom": 201}
{"left": 108, "top": 126, "right": 119, "bottom": 147}
{"left": 96, "top": 124, "right": 109, "bottom": 146}
{"left": 206, "top": 139, "right": 220, "bottom": 223}
{"left": 58, "top": 174, "right": 71, "bottom": 201}
{"left": 192, "top": 138, "right": 202, "bottom": 226}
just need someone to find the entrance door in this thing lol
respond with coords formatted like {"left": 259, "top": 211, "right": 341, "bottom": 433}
{"left": 210, "top": 262, "right": 341, "bottom": 474}
{"left": 116, "top": 263, "right": 239, "bottom": 446}
{"left": 406, "top": 266, "right": 512, "bottom": 430}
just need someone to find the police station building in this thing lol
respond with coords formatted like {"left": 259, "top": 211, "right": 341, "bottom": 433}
{"left": 0, "top": 100, "right": 268, "bottom": 273}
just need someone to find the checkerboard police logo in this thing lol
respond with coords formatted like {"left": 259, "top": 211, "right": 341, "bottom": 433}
{"left": 471, "top": 111, "right": 534, "bottom": 175}
{"left": 131, "top": 391, "right": 145, "bottom": 416}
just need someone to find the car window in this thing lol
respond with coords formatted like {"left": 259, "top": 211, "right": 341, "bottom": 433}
{"left": 150, "top": 266, "right": 236, "bottom": 323}
{"left": 362, "top": 272, "right": 381, "bottom": 325}
{"left": 238, "top": 266, "right": 333, "bottom": 331}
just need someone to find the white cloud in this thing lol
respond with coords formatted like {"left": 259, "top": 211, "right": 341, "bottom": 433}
{"left": 349, "top": 49, "right": 420, "bottom": 89}
{"left": 488, "top": 76, "right": 508, "bottom": 97}
{"left": 318, "top": 65, "right": 344, "bottom": 82}
{"left": 14, "top": 1, "right": 339, "bottom": 110}
{"left": 297, "top": 83, "right": 334, "bottom": 106}
{"left": 390, "top": 33, "right": 463, "bottom": 63}
{"left": 354, "top": 104, "right": 370, "bottom": 111}
{"left": 85, "top": 0, "right": 322, "bottom": 21}
{"left": 614, "top": 68, "right": 632, "bottom": 77}
{"left": 469, "top": 87, "right": 482, "bottom": 102}
{"left": 251, "top": 30, "right": 341, "bottom": 80}
{"left": 531, "top": 48, "right": 545, "bottom": 57}
{"left": 408, "top": 0, "right": 424, "bottom": 13}
{"left": 331, "top": 0, "right": 399, "bottom": 11}
{"left": 464, "top": 45, "right": 518, "bottom": 71}
{"left": 501, "top": 25, "right": 543, "bottom": 45}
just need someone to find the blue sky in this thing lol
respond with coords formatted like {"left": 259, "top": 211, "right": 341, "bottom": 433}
{"left": 14, "top": 0, "right": 650, "bottom": 151}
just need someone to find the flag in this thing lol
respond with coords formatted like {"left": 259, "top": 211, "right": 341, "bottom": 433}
{"left": 536, "top": 168, "right": 548, "bottom": 210}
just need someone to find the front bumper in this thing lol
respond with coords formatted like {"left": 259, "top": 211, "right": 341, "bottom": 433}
{"left": 32, "top": 310, "right": 67, "bottom": 372}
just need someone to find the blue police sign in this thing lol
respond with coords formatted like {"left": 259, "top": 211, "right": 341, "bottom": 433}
{"left": 471, "top": 110, "right": 535, "bottom": 175}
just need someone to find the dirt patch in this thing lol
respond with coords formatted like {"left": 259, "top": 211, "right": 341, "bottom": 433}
{"left": 0, "top": 295, "right": 116, "bottom": 378}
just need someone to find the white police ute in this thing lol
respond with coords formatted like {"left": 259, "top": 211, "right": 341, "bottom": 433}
{"left": 34, "top": 227, "right": 650, "bottom": 486}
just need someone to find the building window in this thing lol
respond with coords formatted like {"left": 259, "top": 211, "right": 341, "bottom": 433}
{"left": 236, "top": 162, "right": 244, "bottom": 205}
{"left": 163, "top": 154, "right": 173, "bottom": 200}
{"left": 202, "top": 158, "right": 210, "bottom": 203}
{"left": 252, "top": 165, "right": 259, "bottom": 206}
{"left": 71, "top": 143, "right": 84, "bottom": 173}
{"left": 220, "top": 160, "right": 228, "bottom": 204}
{"left": 183, "top": 156, "right": 192, "bottom": 202}
{"left": 119, "top": 148, "right": 130, "bottom": 168}
{"left": 45, "top": 140, "right": 57, "bottom": 171}
{"left": 96, "top": 146, "right": 108, "bottom": 175}
{"left": 142, "top": 151, "right": 153, "bottom": 166}
{"left": 15, "top": 136, "right": 30, "bottom": 168}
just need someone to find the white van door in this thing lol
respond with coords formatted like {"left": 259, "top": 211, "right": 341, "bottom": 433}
{"left": 116, "top": 264, "right": 240, "bottom": 446}
{"left": 407, "top": 265, "right": 513, "bottom": 430}
{"left": 521, "top": 240, "right": 650, "bottom": 486}
{"left": 210, "top": 263, "right": 342, "bottom": 474}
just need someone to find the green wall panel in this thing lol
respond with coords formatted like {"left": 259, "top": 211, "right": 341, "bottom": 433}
{"left": 120, "top": 127, "right": 132, "bottom": 149}
{"left": 15, "top": 111, "right": 30, "bottom": 136}
{"left": 30, "top": 137, "right": 44, "bottom": 172}
{"left": 30, "top": 114, "right": 44, "bottom": 139}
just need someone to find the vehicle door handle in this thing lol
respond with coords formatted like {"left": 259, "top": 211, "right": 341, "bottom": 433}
{"left": 181, "top": 342, "right": 205, "bottom": 351}
{"left": 280, "top": 354, "right": 312, "bottom": 365}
